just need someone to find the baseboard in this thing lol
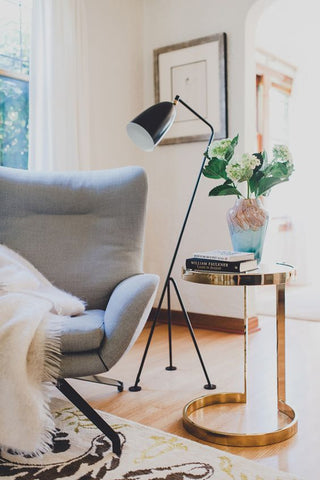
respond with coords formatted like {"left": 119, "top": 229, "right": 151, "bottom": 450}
{"left": 148, "top": 308, "right": 260, "bottom": 335}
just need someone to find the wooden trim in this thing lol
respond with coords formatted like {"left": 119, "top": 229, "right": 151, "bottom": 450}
{"left": 256, "top": 47, "right": 297, "bottom": 73}
{"left": 256, "top": 63, "right": 293, "bottom": 91}
{"left": 270, "top": 81, "right": 292, "bottom": 95}
{"left": 0, "top": 68, "right": 29, "bottom": 82}
{"left": 148, "top": 308, "right": 260, "bottom": 335}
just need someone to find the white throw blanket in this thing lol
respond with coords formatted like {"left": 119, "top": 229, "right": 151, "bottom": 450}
{"left": 0, "top": 245, "right": 85, "bottom": 455}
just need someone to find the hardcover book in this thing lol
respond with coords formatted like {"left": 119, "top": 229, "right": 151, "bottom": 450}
{"left": 186, "top": 257, "right": 258, "bottom": 273}
{"left": 193, "top": 249, "right": 255, "bottom": 262}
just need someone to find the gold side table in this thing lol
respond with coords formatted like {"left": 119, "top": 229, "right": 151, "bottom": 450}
{"left": 182, "top": 263, "right": 297, "bottom": 447}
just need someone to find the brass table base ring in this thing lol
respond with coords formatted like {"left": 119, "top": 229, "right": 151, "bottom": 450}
{"left": 183, "top": 392, "right": 298, "bottom": 447}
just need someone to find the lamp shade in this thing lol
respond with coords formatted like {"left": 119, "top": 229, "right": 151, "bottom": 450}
{"left": 127, "top": 101, "right": 176, "bottom": 151}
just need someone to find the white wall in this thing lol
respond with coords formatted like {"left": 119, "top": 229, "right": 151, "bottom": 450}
{"left": 140, "top": 0, "right": 260, "bottom": 318}
{"left": 85, "top": 0, "right": 144, "bottom": 170}
{"left": 85, "top": 0, "right": 263, "bottom": 318}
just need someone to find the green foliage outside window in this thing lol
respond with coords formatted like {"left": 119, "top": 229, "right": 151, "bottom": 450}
{"left": 0, "top": 0, "right": 31, "bottom": 169}
{"left": 0, "top": 76, "right": 29, "bottom": 169}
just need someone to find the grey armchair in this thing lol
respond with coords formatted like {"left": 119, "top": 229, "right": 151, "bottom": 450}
{"left": 0, "top": 165, "right": 159, "bottom": 456}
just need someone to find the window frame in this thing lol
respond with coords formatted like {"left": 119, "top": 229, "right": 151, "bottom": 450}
{"left": 0, "top": 67, "right": 29, "bottom": 83}
{"left": 256, "top": 49, "right": 296, "bottom": 152}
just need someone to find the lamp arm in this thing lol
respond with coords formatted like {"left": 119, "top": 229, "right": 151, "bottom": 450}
{"left": 174, "top": 95, "right": 214, "bottom": 134}
{"left": 162, "top": 96, "right": 215, "bottom": 288}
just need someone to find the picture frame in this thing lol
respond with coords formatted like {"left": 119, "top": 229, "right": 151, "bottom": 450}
{"left": 154, "top": 33, "right": 228, "bottom": 145}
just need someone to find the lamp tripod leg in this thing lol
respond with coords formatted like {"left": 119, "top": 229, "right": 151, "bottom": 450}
{"left": 166, "top": 278, "right": 177, "bottom": 371}
{"left": 129, "top": 275, "right": 216, "bottom": 392}
{"left": 129, "top": 278, "right": 168, "bottom": 391}
{"left": 128, "top": 311, "right": 159, "bottom": 391}
{"left": 169, "top": 277, "right": 216, "bottom": 390}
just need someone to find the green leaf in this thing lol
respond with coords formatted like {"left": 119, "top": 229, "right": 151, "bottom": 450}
{"left": 231, "top": 134, "right": 239, "bottom": 147}
{"left": 263, "top": 161, "right": 292, "bottom": 180}
{"left": 248, "top": 170, "right": 264, "bottom": 195}
{"left": 224, "top": 134, "right": 239, "bottom": 162}
{"left": 202, "top": 165, "right": 221, "bottom": 179}
{"left": 202, "top": 158, "right": 228, "bottom": 179}
{"left": 257, "top": 177, "right": 289, "bottom": 197}
{"left": 224, "top": 148, "right": 233, "bottom": 162}
{"left": 268, "top": 161, "right": 290, "bottom": 177}
{"left": 209, "top": 183, "right": 242, "bottom": 197}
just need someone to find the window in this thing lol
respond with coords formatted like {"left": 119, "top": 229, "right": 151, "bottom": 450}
{"left": 255, "top": 49, "right": 296, "bottom": 156}
{"left": 0, "top": 0, "right": 32, "bottom": 169}
{"left": 255, "top": 49, "right": 297, "bottom": 263}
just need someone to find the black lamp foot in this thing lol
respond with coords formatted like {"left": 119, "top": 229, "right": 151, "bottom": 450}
{"left": 165, "top": 366, "right": 177, "bottom": 371}
{"left": 129, "top": 385, "right": 142, "bottom": 392}
{"left": 204, "top": 383, "right": 216, "bottom": 390}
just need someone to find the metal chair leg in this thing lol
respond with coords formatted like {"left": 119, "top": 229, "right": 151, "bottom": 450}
{"left": 74, "top": 375, "right": 124, "bottom": 392}
{"left": 56, "top": 378, "right": 121, "bottom": 456}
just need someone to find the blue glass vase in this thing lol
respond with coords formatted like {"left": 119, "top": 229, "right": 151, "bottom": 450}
{"left": 226, "top": 198, "right": 269, "bottom": 264}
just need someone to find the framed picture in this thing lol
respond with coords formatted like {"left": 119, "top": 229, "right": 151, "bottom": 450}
{"left": 154, "top": 33, "right": 228, "bottom": 145}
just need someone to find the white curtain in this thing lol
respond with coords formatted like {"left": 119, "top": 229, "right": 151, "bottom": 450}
{"left": 29, "top": 0, "right": 91, "bottom": 171}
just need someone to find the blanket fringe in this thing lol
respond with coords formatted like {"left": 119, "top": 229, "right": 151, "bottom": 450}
{"left": 43, "top": 316, "right": 62, "bottom": 384}
{"left": 2, "top": 317, "right": 63, "bottom": 458}
{"left": 37, "top": 316, "right": 63, "bottom": 456}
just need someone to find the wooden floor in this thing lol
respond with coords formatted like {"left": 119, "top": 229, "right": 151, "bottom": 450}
{"left": 68, "top": 316, "right": 320, "bottom": 479}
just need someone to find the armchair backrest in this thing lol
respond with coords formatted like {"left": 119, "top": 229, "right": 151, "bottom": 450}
{"left": 0, "top": 166, "right": 148, "bottom": 309}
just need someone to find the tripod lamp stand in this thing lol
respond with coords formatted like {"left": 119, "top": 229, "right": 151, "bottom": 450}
{"left": 126, "top": 95, "right": 216, "bottom": 392}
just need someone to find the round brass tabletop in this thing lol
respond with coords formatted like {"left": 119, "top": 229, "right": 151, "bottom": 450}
{"left": 182, "top": 262, "right": 295, "bottom": 287}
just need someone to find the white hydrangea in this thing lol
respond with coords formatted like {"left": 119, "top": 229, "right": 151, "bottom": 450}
{"left": 226, "top": 154, "right": 260, "bottom": 183}
{"left": 273, "top": 144, "right": 293, "bottom": 163}
{"left": 225, "top": 162, "right": 243, "bottom": 182}
{"left": 207, "top": 138, "right": 232, "bottom": 159}
{"left": 241, "top": 153, "right": 261, "bottom": 169}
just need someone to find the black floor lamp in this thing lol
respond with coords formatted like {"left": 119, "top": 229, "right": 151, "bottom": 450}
{"left": 126, "top": 95, "right": 216, "bottom": 391}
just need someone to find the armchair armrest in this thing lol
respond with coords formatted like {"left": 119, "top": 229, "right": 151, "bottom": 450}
{"left": 99, "top": 273, "right": 159, "bottom": 370}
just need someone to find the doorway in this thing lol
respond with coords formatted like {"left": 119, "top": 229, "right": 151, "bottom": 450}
{"left": 254, "top": 0, "right": 320, "bottom": 319}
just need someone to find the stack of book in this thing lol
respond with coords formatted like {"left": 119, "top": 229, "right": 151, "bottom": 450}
{"left": 185, "top": 249, "right": 258, "bottom": 273}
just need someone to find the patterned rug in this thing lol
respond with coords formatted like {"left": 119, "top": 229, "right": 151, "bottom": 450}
{"left": 0, "top": 398, "right": 301, "bottom": 480}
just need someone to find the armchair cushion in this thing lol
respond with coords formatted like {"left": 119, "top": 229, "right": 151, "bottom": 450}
{"left": 60, "top": 309, "right": 105, "bottom": 353}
